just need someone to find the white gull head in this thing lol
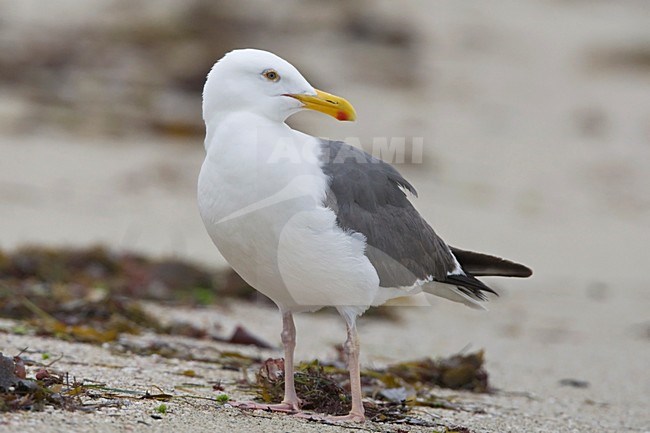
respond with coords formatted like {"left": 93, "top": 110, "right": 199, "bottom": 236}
{"left": 202, "top": 48, "right": 356, "bottom": 126}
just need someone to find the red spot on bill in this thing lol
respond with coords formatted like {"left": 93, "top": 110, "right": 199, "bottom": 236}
{"left": 336, "top": 111, "right": 349, "bottom": 121}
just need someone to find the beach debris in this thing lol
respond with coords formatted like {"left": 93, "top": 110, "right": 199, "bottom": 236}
{"left": 256, "top": 359, "right": 356, "bottom": 416}
{"left": 0, "top": 352, "right": 86, "bottom": 412}
{"left": 0, "top": 246, "right": 483, "bottom": 427}
{"left": 217, "top": 325, "right": 273, "bottom": 349}
{"left": 0, "top": 353, "right": 34, "bottom": 392}
{"left": 558, "top": 378, "right": 590, "bottom": 388}
{"left": 0, "top": 246, "right": 277, "bottom": 346}
{"left": 0, "top": 246, "right": 396, "bottom": 348}
{"left": 254, "top": 351, "right": 489, "bottom": 421}
{"left": 0, "top": 246, "right": 218, "bottom": 304}
{"left": 378, "top": 350, "right": 489, "bottom": 393}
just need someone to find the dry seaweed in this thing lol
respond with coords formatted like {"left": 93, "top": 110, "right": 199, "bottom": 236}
{"left": 1, "top": 245, "right": 397, "bottom": 351}
{"left": 0, "top": 246, "right": 278, "bottom": 346}
{"left": 0, "top": 245, "right": 219, "bottom": 304}
{"left": 379, "top": 350, "right": 489, "bottom": 393}
{"left": 215, "top": 325, "right": 273, "bottom": 349}
{"left": 0, "top": 352, "right": 92, "bottom": 412}
{"left": 17, "top": 295, "right": 151, "bottom": 344}
{"left": 256, "top": 359, "right": 350, "bottom": 415}
{"left": 110, "top": 339, "right": 261, "bottom": 372}
{"left": 254, "top": 350, "right": 489, "bottom": 423}
{"left": 0, "top": 243, "right": 399, "bottom": 321}
{"left": 1, "top": 246, "right": 483, "bottom": 428}
{"left": 256, "top": 358, "right": 410, "bottom": 420}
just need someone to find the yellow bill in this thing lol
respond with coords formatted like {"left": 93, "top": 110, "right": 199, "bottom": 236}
{"left": 287, "top": 89, "right": 357, "bottom": 121}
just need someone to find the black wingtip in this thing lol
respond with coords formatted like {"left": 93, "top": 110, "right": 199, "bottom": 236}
{"left": 519, "top": 265, "right": 533, "bottom": 278}
{"left": 444, "top": 273, "right": 499, "bottom": 299}
{"left": 450, "top": 246, "right": 533, "bottom": 278}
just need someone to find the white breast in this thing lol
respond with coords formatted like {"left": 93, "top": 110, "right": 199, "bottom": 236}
{"left": 198, "top": 113, "right": 379, "bottom": 313}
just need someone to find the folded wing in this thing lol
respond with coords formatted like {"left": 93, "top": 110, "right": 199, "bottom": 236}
{"left": 318, "top": 139, "right": 531, "bottom": 305}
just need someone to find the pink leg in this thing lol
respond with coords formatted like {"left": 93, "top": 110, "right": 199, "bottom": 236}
{"left": 293, "top": 321, "right": 365, "bottom": 423}
{"left": 326, "top": 322, "right": 365, "bottom": 422}
{"left": 279, "top": 311, "right": 301, "bottom": 409}
{"left": 232, "top": 312, "right": 301, "bottom": 412}
{"left": 234, "top": 313, "right": 365, "bottom": 423}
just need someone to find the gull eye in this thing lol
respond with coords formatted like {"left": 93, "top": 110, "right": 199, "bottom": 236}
{"left": 262, "top": 69, "right": 280, "bottom": 82}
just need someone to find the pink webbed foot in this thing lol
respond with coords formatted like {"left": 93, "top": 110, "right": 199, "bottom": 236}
{"left": 230, "top": 400, "right": 301, "bottom": 413}
{"left": 293, "top": 410, "right": 366, "bottom": 424}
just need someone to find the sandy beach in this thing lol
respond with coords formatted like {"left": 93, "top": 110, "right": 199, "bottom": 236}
{"left": 1, "top": 1, "right": 649, "bottom": 431}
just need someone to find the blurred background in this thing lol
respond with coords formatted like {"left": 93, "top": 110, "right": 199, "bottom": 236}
{"left": 2, "top": 0, "right": 649, "bottom": 287}
{"left": 0, "top": 0, "right": 649, "bottom": 429}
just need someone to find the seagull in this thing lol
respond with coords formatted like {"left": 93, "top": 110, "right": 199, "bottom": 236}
{"left": 198, "top": 48, "right": 532, "bottom": 422}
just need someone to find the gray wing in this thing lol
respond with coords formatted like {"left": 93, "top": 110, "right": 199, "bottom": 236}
{"left": 318, "top": 140, "right": 496, "bottom": 298}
